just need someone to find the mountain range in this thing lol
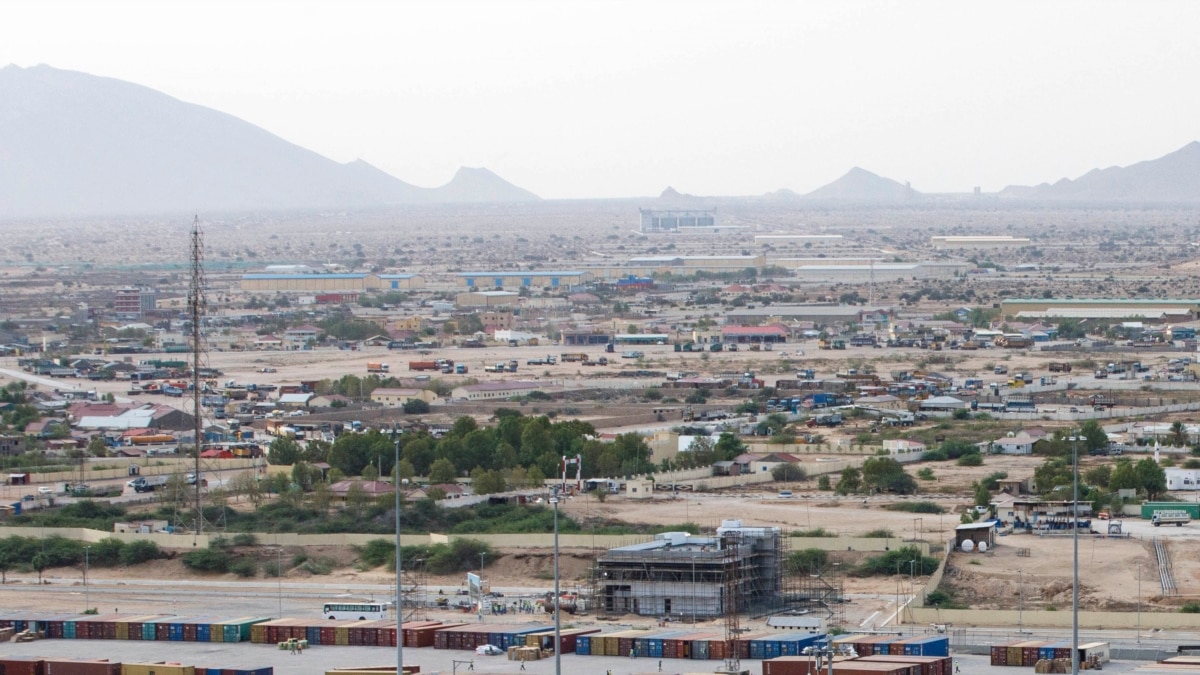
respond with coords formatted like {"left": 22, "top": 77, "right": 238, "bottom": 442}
{"left": 2, "top": 64, "right": 1199, "bottom": 217}
{"left": 0, "top": 64, "right": 539, "bottom": 218}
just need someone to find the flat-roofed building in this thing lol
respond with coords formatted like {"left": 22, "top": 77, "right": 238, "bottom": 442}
{"left": 931, "top": 235, "right": 1031, "bottom": 249}
{"left": 1001, "top": 298, "right": 1200, "bottom": 321}
{"left": 754, "top": 234, "right": 845, "bottom": 245}
{"left": 455, "top": 290, "right": 520, "bottom": 307}
{"left": 639, "top": 208, "right": 717, "bottom": 233}
{"left": 725, "top": 304, "right": 895, "bottom": 327}
{"left": 451, "top": 380, "right": 546, "bottom": 401}
{"left": 456, "top": 271, "right": 589, "bottom": 289}
{"left": 371, "top": 388, "right": 438, "bottom": 408}
{"left": 240, "top": 273, "right": 422, "bottom": 292}
{"left": 722, "top": 325, "right": 787, "bottom": 344}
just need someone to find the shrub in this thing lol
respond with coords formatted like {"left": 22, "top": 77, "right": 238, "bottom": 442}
{"left": 119, "top": 540, "right": 162, "bottom": 565}
{"left": 916, "top": 468, "right": 935, "bottom": 480}
{"left": 358, "top": 539, "right": 395, "bottom": 568}
{"left": 792, "top": 528, "right": 836, "bottom": 538}
{"left": 882, "top": 501, "right": 945, "bottom": 514}
{"left": 921, "top": 449, "right": 948, "bottom": 461}
{"left": 182, "top": 546, "right": 230, "bottom": 573}
{"left": 817, "top": 476, "right": 831, "bottom": 490}
{"left": 853, "top": 546, "right": 938, "bottom": 577}
{"left": 952, "top": 408, "right": 970, "bottom": 420}
{"left": 956, "top": 452, "right": 984, "bottom": 467}
{"left": 863, "top": 529, "right": 894, "bottom": 539}
{"left": 772, "top": 463, "right": 807, "bottom": 482}
{"left": 231, "top": 557, "right": 258, "bottom": 577}
{"left": 1182, "top": 603, "right": 1200, "bottom": 614}
{"left": 89, "top": 537, "right": 125, "bottom": 567}
{"left": 787, "top": 548, "right": 828, "bottom": 574}
{"left": 232, "top": 533, "right": 259, "bottom": 547}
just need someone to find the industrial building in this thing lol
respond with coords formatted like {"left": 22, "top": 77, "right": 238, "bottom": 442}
{"left": 239, "top": 273, "right": 423, "bottom": 293}
{"left": 638, "top": 208, "right": 717, "bottom": 233}
{"left": 595, "top": 521, "right": 784, "bottom": 619}
{"left": 450, "top": 381, "right": 546, "bottom": 400}
{"left": 455, "top": 290, "right": 520, "bottom": 308}
{"left": 114, "top": 287, "right": 156, "bottom": 319}
{"left": 1000, "top": 298, "right": 1200, "bottom": 322}
{"left": 930, "top": 235, "right": 1031, "bottom": 249}
{"left": 456, "top": 271, "right": 589, "bottom": 289}
{"left": 724, "top": 304, "right": 895, "bottom": 328}
{"left": 775, "top": 261, "right": 969, "bottom": 283}
{"left": 754, "top": 234, "right": 845, "bottom": 246}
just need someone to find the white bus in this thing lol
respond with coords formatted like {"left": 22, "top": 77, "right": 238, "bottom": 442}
{"left": 322, "top": 602, "right": 389, "bottom": 620}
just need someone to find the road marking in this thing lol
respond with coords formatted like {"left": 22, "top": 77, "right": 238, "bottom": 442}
{"left": 860, "top": 611, "right": 880, "bottom": 627}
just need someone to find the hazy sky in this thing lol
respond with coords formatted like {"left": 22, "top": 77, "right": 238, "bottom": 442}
{"left": 3, "top": 0, "right": 1198, "bottom": 199}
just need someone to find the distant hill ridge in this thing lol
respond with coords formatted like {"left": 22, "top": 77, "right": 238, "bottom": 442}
{"left": 0, "top": 64, "right": 540, "bottom": 218}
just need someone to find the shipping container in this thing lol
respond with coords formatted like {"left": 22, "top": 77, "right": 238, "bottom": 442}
{"left": 857, "top": 654, "right": 952, "bottom": 675}
{"left": 42, "top": 659, "right": 123, "bottom": 675}
{"left": 1079, "top": 641, "right": 1111, "bottom": 664}
{"left": 576, "top": 634, "right": 591, "bottom": 656}
{"left": 120, "top": 664, "right": 195, "bottom": 675}
{"left": 0, "top": 657, "right": 46, "bottom": 675}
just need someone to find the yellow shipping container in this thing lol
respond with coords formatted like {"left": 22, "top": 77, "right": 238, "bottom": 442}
{"left": 250, "top": 624, "right": 267, "bottom": 644}
{"left": 335, "top": 626, "right": 350, "bottom": 646}
{"left": 115, "top": 622, "right": 129, "bottom": 641}
{"left": 122, "top": 664, "right": 196, "bottom": 675}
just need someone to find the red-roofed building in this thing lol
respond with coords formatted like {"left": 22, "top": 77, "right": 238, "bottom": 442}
{"left": 721, "top": 324, "right": 788, "bottom": 344}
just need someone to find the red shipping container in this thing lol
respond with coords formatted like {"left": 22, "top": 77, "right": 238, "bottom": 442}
{"left": 43, "top": 659, "right": 122, "bottom": 675}
{"left": 0, "top": 657, "right": 45, "bottom": 675}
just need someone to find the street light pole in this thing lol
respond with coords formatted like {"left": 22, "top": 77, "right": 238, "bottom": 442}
{"left": 1137, "top": 566, "right": 1142, "bottom": 644}
{"left": 691, "top": 556, "right": 697, "bottom": 624}
{"left": 83, "top": 545, "right": 90, "bottom": 612}
{"left": 277, "top": 544, "right": 283, "bottom": 617}
{"left": 1069, "top": 432, "right": 1085, "bottom": 675}
{"left": 551, "top": 486, "right": 561, "bottom": 675}
{"left": 1018, "top": 569, "right": 1023, "bottom": 633}
{"left": 394, "top": 424, "right": 403, "bottom": 675}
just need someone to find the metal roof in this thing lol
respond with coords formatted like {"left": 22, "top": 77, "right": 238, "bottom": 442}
{"left": 457, "top": 271, "right": 584, "bottom": 277}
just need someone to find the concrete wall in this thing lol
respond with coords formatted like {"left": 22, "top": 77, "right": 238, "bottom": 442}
{"left": 28, "top": 458, "right": 259, "bottom": 486}
{"left": 910, "top": 606, "right": 1200, "bottom": 630}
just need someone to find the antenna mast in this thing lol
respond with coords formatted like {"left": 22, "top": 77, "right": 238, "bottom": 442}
{"left": 189, "top": 216, "right": 206, "bottom": 535}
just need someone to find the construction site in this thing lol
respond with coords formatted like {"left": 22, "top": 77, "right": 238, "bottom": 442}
{"left": 593, "top": 519, "right": 844, "bottom": 624}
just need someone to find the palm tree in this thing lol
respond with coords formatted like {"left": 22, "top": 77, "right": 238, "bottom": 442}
{"left": 1170, "top": 421, "right": 1188, "bottom": 447}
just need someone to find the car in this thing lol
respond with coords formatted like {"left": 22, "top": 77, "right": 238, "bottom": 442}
{"left": 38, "top": 486, "right": 53, "bottom": 495}
{"left": 475, "top": 644, "right": 503, "bottom": 656}
{"left": 21, "top": 494, "right": 34, "bottom": 502}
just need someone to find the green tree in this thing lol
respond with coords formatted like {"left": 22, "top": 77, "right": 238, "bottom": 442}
{"left": 714, "top": 432, "right": 747, "bottom": 460}
{"left": 267, "top": 437, "right": 301, "bottom": 465}
{"left": 403, "top": 399, "right": 431, "bottom": 414}
{"left": 87, "top": 436, "right": 108, "bottom": 457}
{"left": 526, "top": 465, "right": 547, "bottom": 488}
{"left": 1084, "top": 465, "right": 1112, "bottom": 489}
{"left": 428, "top": 458, "right": 458, "bottom": 484}
{"left": 1109, "top": 459, "right": 1139, "bottom": 492}
{"left": 1170, "top": 421, "right": 1189, "bottom": 447}
{"left": 772, "top": 463, "right": 807, "bottom": 482}
{"left": 471, "top": 467, "right": 507, "bottom": 495}
{"left": 835, "top": 466, "right": 862, "bottom": 495}
{"left": 861, "top": 457, "right": 917, "bottom": 494}
{"left": 973, "top": 482, "right": 991, "bottom": 508}
{"left": 1078, "top": 420, "right": 1109, "bottom": 453}
{"left": 1135, "top": 457, "right": 1167, "bottom": 500}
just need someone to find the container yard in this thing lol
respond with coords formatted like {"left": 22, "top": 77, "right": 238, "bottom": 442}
{"left": 0, "top": 658, "right": 272, "bottom": 675}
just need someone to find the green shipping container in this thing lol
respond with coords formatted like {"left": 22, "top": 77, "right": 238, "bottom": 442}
{"left": 1141, "top": 502, "right": 1200, "bottom": 519}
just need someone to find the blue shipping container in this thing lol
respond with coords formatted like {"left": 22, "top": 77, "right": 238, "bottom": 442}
{"left": 577, "top": 635, "right": 591, "bottom": 656}
{"left": 197, "top": 623, "right": 211, "bottom": 641}
{"left": 307, "top": 626, "right": 322, "bottom": 645}
{"left": 692, "top": 639, "right": 710, "bottom": 660}
{"left": 64, "top": 621, "right": 76, "bottom": 639}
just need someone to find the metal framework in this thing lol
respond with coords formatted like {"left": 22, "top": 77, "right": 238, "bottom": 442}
{"left": 593, "top": 525, "right": 784, "bottom": 621}
{"left": 187, "top": 216, "right": 211, "bottom": 536}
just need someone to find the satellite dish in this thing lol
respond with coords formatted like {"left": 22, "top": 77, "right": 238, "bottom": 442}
{"left": 978, "top": 541, "right": 988, "bottom": 553}
{"left": 961, "top": 540, "right": 975, "bottom": 552}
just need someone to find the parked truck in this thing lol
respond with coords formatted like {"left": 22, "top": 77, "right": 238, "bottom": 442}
{"left": 1151, "top": 510, "right": 1192, "bottom": 527}
{"left": 561, "top": 353, "right": 588, "bottom": 362}
{"left": 131, "top": 476, "right": 169, "bottom": 493}
{"left": 367, "top": 362, "right": 390, "bottom": 373}
{"left": 1048, "top": 362, "right": 1073, "bottom": 373}
{"left": 408, "top": 361, "right": 438, "bottom": 371}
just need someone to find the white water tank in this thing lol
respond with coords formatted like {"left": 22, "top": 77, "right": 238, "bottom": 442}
{"left": 978, "top": 541, "right": 988, "bottom": 553}
{"left": 961, "top": 539, "right": 975, "bottom": 552}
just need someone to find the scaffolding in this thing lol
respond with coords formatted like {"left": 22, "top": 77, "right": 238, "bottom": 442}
{"left": 780, "top": 534, "right": 846, "bottom": 627}
{"left": 593, "top": 522, "right": 783, "bottom": 621}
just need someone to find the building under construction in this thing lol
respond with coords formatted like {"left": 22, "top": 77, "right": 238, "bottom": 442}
{"left": 594, "top": 519, "right": 845, "bottom": 622}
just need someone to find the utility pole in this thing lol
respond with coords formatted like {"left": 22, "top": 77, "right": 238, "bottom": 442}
{"left": 1069, "top": 431, "right": 1085, "bottom": 675}
{"left": 551, "top": 486, "right": 561, "bottom": 675}
{"left": 394, "top": 423, "right": 404, "bottom": 674}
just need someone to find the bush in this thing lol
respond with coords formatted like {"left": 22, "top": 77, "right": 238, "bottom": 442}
{"left": 231, "top": 557, "right": 258, "bottom": 577}
{"left": 956, "top": 452, "right": 984, "bottom": 467}
{"left": 89, "top": 537, "right": 125, "bottom": 567}
{"left": 1182, "top": 603, "right": 1200, "bottom": 614}
{"left": 772, "top": 463, "right": 807, "bottom": 482}
{"left": 921, "top": 450, "right": 948, "bottom": 461}
{"left": 787, "top": 548, "right": 828, "bottom": 574}
{"left": 232, "top": 533, "right": 259, "bottom": 547}
{"left": 882, "top": 501, "right": 945, "bottom": 514}
{"left": 119, "top": 540, "right": 162, "bottom": 565}
{"left": 358, "top": 539, "right": 395, "bottom": 569}
{"left": 952, "top": 408, "right": 971, "bottom": 420}
{"left": 182, "top": 545, "right": 230, "bottom": 573}
{"left": 916, "top": 468, "right": 935, "bottom": 480}
{"left": 863, "top": 529, "right": 894, "bottom": 539}
{"left": 817, "top": 476, "right": 831, "bottom": 491}
{"left": 853, "top": 546, "right": 939, "bottom": 577}
{"left": 792, "top": 528, "right": 836, "bottom": 538}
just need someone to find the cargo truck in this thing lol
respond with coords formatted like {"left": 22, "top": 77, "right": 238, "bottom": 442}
{"left": 1152, "top": 510, "right": 1192, "bottom": 527}
{"left": 1048, "top": 362, "right": 1073, "bottom": 373}
{"left": 561, "top": 353, "right": 588, "bottom": 362}
{"left": 408, "top": 361, "right": 438, "bottom": 371}
{"left": 131, "top": 476, "right": 168, "bottom": 493}
{"left": 367, "top": 362, "right": 390, "bottom": 373}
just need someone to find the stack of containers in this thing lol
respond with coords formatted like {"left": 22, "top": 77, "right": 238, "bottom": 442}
{"left": 857, "top": 654, "right": 953, "bottom": 675}
{"left": 523, "top": 627, "right": 601, "bottom": 654}
{"left": 0, "top": 658, "right": 44, "bottom": 675}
